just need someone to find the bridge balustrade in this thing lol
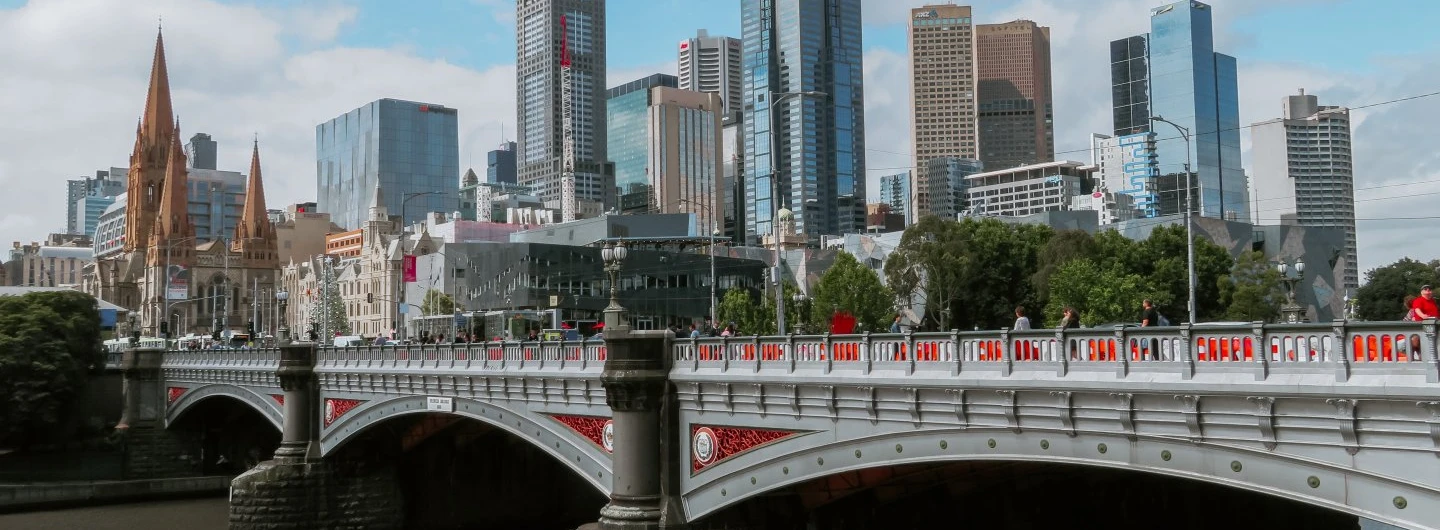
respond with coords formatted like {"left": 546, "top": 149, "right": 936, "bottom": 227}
{"left": 313, "top": 340, "right": 607, "bottom": 372}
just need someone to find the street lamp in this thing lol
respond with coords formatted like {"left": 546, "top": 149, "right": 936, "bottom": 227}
{"left": 767, "top": 90, "right": 827, "bottom": 335}
{"left": 275, "top": 290, "right": 290, "bottom": 344}
{"left": 1150, "top": 115, "right": 1197, "bottom": 326}
{"left": 601, "top": 239, "right": 629, "bottom": 330}
{"left": 1276, "top": 258, "right": 1307, "bottom": 323}
{"left": 677, "top": 197, "right": 721, "bottom": 326}
{"left": 396, "top": 190, "right": 442, "bottom": 341}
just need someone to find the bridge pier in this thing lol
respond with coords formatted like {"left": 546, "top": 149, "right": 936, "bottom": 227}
{"left": 595, "top": 325, "right": 687, "bottom": 530}
{"left": 229, "top": 341, "right": 403, "bottom": 530}
{"left": 117, "top": 346, "right": 200, "bottom": 479}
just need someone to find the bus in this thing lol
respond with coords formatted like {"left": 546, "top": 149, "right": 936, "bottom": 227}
{"left": 103, "top": 337, "right": 168, "bottom": 353}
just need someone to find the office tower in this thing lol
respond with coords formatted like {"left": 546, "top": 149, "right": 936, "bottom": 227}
{"left": 877, "top": 172, "right": 912, "bottom": 226}
{"left": 742, "top": 0, "right": 867, "bottom": 241}
{"left": 1251, "top": 89, "right": 1358, "bottom": 289}
{"left": 66, "top": 170, "right": 126, "bottom": 235}
{"left": 607, "top": 73, "right": 679, "bottom": 213}
{"left": 487, "top": 141, "right": 518, "bottom": 184}
{"left": 908, "top": 4, "right": 976, "bottom": 221}
{"left": 1092, "top": 132, "right": 1160, "bottom": 218}
{"left": 678, "top": 30, "right": 743, "bottom": 117}
{"left": 926, "top": 157, "right": 985, "bottom": 218}
{"left": 976, "top": 20, "right": 1054, "bottom": 170}
{"left": 721, "top": 114, "right": 744, "bottom": 241}
{"left": 315, "top": 98, "right": 459, "bottom": 229}
{"left": 516, "top": 0, "right": 612, "bottom": 210}
{"left": 647, "top": 87, "right": 724, "bottom": 233}
{"left": 185, "top": 132, "right": 217, "bottom": 170}
{"left": 1110, "top": 0, "right": 1247, "bottom": 220}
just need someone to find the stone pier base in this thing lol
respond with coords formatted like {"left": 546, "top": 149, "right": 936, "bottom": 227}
{"left": 228, "top": 458, "right": 402, "bottom": 530}
{"left": 119, "top": 424, "right": 200, "bottom": 479}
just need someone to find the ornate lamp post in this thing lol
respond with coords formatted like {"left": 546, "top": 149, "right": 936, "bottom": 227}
{"left": 601, "top": 239, "right": 629, "bottom": 330}
{"left": 276, "top": 290, "right": 290, "bottom": 344}
{"left": 1277, "top": 258, "right": 1307, "bottom": 323}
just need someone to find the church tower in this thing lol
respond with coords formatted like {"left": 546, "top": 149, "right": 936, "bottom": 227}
{"left": 123, "top": 28, "right": 177, "bottom": 253}
{"left": 233, "top": 140, "right": 279, "bottom": 267}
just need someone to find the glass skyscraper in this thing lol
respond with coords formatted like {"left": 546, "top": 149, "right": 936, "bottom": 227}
{"left": 315, "top": 98, "right": 460, "bottom": 230}
{"left": 1110, "top": 1, "right": 1247, "bottom": 221}
{"left": 607, "top": 73, "right": 678, "bottom": 213}
{"left": 487, "top": 141, "right": 517, "bottom": 184}
{"left": 742, "top": 0, "right": 867, "bottom": 242}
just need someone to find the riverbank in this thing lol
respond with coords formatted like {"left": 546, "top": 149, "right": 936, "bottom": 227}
{"left": 0, "top": 476, "right": 231, "bottom": 514}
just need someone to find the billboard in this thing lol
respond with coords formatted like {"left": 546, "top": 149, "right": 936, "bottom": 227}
{"left": 166, "top": 264, "right": 189, "bottom": 300}
{"left": 402, "top": 255, "right": 417, "bottom": 283}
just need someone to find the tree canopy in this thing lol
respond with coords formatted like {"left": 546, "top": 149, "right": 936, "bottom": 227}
{"left": 1219, "top": 251, "right": 1284, "bottom": 322}
{"left": 1356, "top": 258, "right": 1440, "bottom": 321}
{"left": 422, "top": 289, "right": 457, "bottom": 316}
{"left": 0, "top": 291, "right": 102, "bottom": 448}
{"left": 809, "top": 252, "right": 894, "bottom": 333}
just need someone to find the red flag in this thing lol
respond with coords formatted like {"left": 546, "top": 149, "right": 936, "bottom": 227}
{"left": 830, "top": 312, "right": 857, "bottom": 335}
{"left": 403, "top": 255, "right": 417, "bottom": 282}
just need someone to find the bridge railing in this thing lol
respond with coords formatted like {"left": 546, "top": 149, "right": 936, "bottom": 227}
{"left": 315, "top": 340, "right": 607, "bottom": 371}
{"left": 161, "top": 347, "right": 283, "bottom": 368}
{"left": 672, "top": 321, "right": 1438, "bottom": 381}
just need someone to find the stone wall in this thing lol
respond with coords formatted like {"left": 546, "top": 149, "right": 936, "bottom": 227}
{"left": 229, "top": 458, "right": 402, "bottom": 530}
{"left": 120, "top": 425, "right": 200, "bottom": 479}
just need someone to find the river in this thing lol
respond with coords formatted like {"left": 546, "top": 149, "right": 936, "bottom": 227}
{"left": 0, "top": 497, "right": 229, "bottom": 529}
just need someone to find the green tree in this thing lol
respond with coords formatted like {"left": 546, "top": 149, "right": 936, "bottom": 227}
{"left": 0, "top": 291, "right": 102, "bottom": 448}
{"left": 1045, "top": 258, "right": 1156, "bottom": 327}
{"left": 1030, "top": 229, "right": 1096, "bottom": 311}
{"left": 1219, "top": 251, "right": 1283, "bottom": 322}
{"left": 421, "top": 289, "right": 457, "bottom": 315}
{"left": 307, "top": 262, "right": 350, "bottom": 336}
{"left": 1356, "top": 258, "right": 1440, "bottom": 321}
{"left": 809, "top": 253, "right": 894, "bottom": 333}
{"left": 886, "top": 216, "right": 969, "bottom": 330}
{"left": 886, "top": 217, "right": 1052, "bottom": 331}
{"left": 718, "top": 288, "right": 768, "bottom": 336}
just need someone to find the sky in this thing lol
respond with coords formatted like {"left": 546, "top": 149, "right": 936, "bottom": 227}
{"left": 1, "top": 0, "right": 1438, "bottom": 278}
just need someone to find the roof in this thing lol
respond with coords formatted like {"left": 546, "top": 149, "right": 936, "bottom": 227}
{"left": 0, "top": 287, "right": 128, "bottom": 312}
{"left": 36, "top": 246, "right": 95, "bottom": 260}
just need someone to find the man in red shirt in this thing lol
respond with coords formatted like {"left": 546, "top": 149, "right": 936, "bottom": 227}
{"left": 1411, "top": 285, "right": 1438, "bottom": 320}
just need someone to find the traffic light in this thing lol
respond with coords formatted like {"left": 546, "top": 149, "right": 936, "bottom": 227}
{"left": 247, "top": 321, "right": 256, "bottom": 336}
{"left": 212, "top": 330, "right": 221, "bottom": 342}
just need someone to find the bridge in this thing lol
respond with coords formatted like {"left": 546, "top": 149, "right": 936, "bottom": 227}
{"left": 111, "top": 320, "right": 1440, "bottom": 529}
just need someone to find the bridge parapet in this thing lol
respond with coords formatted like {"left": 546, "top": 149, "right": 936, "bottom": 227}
{"left": 315, "top": 340, "right": 608, "bottom": 373}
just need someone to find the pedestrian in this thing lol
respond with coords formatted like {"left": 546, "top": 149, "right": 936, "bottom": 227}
{"left": 1012, "top": 306, "right": 1031, "bottom": 331}
{"left": 721, "top": 324, "right": 734, "bottom": 337}
{"left": 689, "top": 323, "right": 701, "bottom": 339}
{"left": 889, "top": 314, "right": 902, "bottom": 334}
{"left": 703, "top": 318, "right": 717, "bottom": 337}
{"left": 1140, "top": 299, "right": 1160, "bottom": 327}
{"left": 1012, "top": 306, "right": 1033, "bottom": 360}
{"left": 1411, "top": 285, "right": 1438, "bottom": 320}
{"left": 1059, "top": 307, "right": 1079, "bottom": 330}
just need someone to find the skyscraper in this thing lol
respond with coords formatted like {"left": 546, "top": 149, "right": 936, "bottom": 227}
{"left": 1251, "top": 89, "right": 1358, "bottom": 289}
{"left": 185, "top": 132, "right": 217, "bottom": 170}
{"left": 877, "top": 172, "right": 912, "bottom": 226}
{"left": 516, "top": 0, "right": 612, "bottom": 210}
{"left": 908, "top": 4, "right": 976, "bottom": 221}
{"left": 607, "top": 73, "right": 678, "bottom": 213}
{"left": 315, "top": 99, "right": 459, "bottom": 230}
{"left": 926, "top": 157, "right": 985, "bottom": 219}
{"left": 1110, "top": 0, "right": 1247, "bottom": 220}
{"left": 66, "top": 170, "right": 125, "bottom": 236}
{"left": 487, "top": 141, "right": 517, "bottom": 184}
{"left": 976, "top": 20, "right": 1054, "bottom": 170}
{"left": 678, "top": 30, "right": 743, "bottom": 117}
{"left": 722, "top": 115, "right": 744, "bottom": 241}
{"left": 742, "top": 0, "right": 867, "bottom": 241}
{"left": 647, "top": 87, "right": 724, "bottom": 233}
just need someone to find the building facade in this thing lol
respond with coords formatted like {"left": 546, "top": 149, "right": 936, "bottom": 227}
{"left": 678, "top": 30, "right": 743, "bottom": 117}
{"left": 721, "top": 114, "right": 744, "bottom": 241}
{"left": 1092, "top": 132, "right": 1160, "bottom": 219}
{"left": 1110, "top": 0, "right": 1247, "bottom": 221}
{"left": 647, "top": 87, "right": 725, "bottom": 234}
{"left": 185, "top": 132, "right": 217, "bottom": 170}
{"left": 607, "top": 73, "right": 678, "bottom": 213}
{"left": 1251, "top": 89, "right": 1358, "bottom": 290}
{"left": 316, "top": 98, "right": 459, "bottom": 230}
{"left": 67, "top": 170, "right": 126, "bottom": 236}
{"left": 516, "top": 0, "right": 612, "bottom": 208}
{"left": 976, "top": 19, "right": 1054, "bottom": 170}
{"left": 7, "top": 239, "right": 94, "bottom": 287}
{"left": 742, "top": 0, "right": 867, "bottom": 242}
{"left": 877, "top": 172, "right": 912, "bottom": 226}
{"left": 487, "top": 141, "right": 517, "bottom": 184}
{"left": 926, "top": 157, "right": 986, "bottom": 219}
{"left": 274, "top": 203, "right": 342, "bottom": 265}
{"left": 965, "top": 161, "right": 1092, "bottom": 217}
{"left": 908, "top": 4, "right": 976, "bottom": 221}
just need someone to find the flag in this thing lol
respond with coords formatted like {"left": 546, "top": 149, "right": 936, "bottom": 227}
{"left": 403, "top": 255, "right": 417, "bottom": 282}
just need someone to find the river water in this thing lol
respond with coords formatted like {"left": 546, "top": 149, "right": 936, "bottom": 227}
{"left": 0, "top": 497, "right": 228, "bottom": 529}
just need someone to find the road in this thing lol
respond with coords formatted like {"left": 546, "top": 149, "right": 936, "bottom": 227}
{"left": 0, "top": 497, "right": 228, "bottom": 529}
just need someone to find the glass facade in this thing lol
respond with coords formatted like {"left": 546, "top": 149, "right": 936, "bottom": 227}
{"left": 877, "top": 172, "right": 911, "bottom": 225}
{"left": 925, "top": 157, "right": 985, "bottom": 218}
{"left": 186, "top": 169, "right": 246, "bottom": 244}
{"left": 1111, "top": 1, "right": 1247, "bottom": 221}
{"left": 607, "top": 73, "right": 678, "bottom": 212}
{"left": 742, "top": 0, "right": 866, "bottom": 242}
{"left": 487, "top": 141, "right": 517, "bottom": 184}
{"left": 316, "top": 99, "right": 460, "bottom": 230}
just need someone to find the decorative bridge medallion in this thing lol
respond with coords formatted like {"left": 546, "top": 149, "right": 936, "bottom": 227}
{"left": 271, "top": 394, "right": 285, "bottom": 406}
{"left": 167, "top": 387, "right": 186, "bottom": 404}
{"left": 550, "top": 415, "right": 614, "bottom": 453}
{"left": 324, "top": 398, "right": 364, "bottom": 428}
{"left": 691, "top": 425, "right": 801, "bottom": 473}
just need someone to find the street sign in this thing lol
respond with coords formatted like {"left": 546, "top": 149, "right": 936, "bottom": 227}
{"left": 550, "top": 295, "right": 560, "bottom": 307}
{"left": 426, "top": 396, "right": 454, "bottom": 412}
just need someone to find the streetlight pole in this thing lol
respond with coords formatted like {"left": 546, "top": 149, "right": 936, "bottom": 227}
{"left": 677, "top": 197, "right": 721, "bottom": 326}
{"left": 601, "top": 239, "right": 629, "bottom": 330}
{"left": 767, "top": 90, "right": 826, "bottom": 335}
{"left": 396, "top": 190, "right": 442, "bottom": 341}
{"left": 1150, "top": 116, "right": 1197, "bottom": 325}
{"left": 1277, "top": 258, "right": 1307, "bottom": 323}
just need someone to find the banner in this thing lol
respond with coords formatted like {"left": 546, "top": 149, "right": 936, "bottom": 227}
{"left": 166, "top": 264, "right": 189, "bottom": 300}
{"left": 403, "top": 255, "right": 417, "bottom": 283}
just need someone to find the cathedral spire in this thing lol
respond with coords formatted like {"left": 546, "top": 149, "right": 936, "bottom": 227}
{"left": 152, "top": 120, "right": 192, "bottom": 244}
{"left": 233, "top": 139, "right": 277, "bottom": 263}
{"left": 139, "top": 28, "right": 175, "bottom": 149}
{"left": 124, "top": 28, "right": 179, "bottom": 253}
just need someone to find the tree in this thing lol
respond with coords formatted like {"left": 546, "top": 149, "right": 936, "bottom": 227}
{"left": 1045, "top": 258, "right": 1156, "bottom": 327}
{"left": 885, "top": 217, "right": 1050, "bottom": 331}
{"left": 421, "top": 289, "right": 456, "bottom": 316}
{"left": 1137, "top": 225, "right": 1234, "bottom": 322}
{"left": 809, "top": 253, "right": 894, "bottom": 333}
{"left": 0, "top": 291, "right": 102, "bottom": 448}
{"left": 308, "top": 262, "right": 350, "bottom": 337}
{"left": 1356, "top": 258, "right": 1440, "bottom": 321}
{"left": 1030, "top": 229, "right": 1096, "bottom": 311}
{"left": 718, "top": 288, "right": 768, "bottom": 336}
{"left": 1219, "top": 251, "right": 1283, "bottom": 322}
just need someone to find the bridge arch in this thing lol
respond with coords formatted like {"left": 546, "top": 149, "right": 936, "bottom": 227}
{"left": 685, "top": 429, "right": 1437, "bottom": 529}
{"left": 319, "top": 395, "right": 612, "bottom": 495}
{"left": 165, "top": 383, "right": 283, "bottom": 432}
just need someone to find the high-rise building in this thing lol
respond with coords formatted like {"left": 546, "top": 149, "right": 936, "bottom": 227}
{"left": 1110, "top": 1, "right": 1247, "bottom": 220}
{"left": 908, "top": 4, "right": 976, "bottom": 221}
{"left": 964, "top": 161, "right": 1093, "bottom": 217}
{"left": 66, "top": 170, "right": 126, "bottom": 236}
{"left": 1251, "top": 89, "right": 1358, "bottom": 290}
{"left": 678, "top": 30, "right": 743, "bottom": 117}
{"left": 487, "top": 141, "right": 517, "bottom": 184}
{"left": 976, "top": 20, "right": 1054, "bottom": 170}
{"left": 877, "top": 172, "right": 912, "bottom": 226}
{"left": 106, "top": 166, "right": 248, "bottom": 244}
{"left": 185, "top": 132, "right": 217, "bottom": 170}
{"left": 647, "top": 87, "right": 724, "bottom": 233}
{"left": 607, "top": 74, "right": 679, "bottom": 213}
{"left": 516, "top": 0, "right": 612, "bottom": 210}
{"left": 742, "top": 0, "right": 867, "bottom": 242}
{"left": 1092, "top": 132, "right": 1160, "bottom": 219}
{"left": 926, "top": 157, "right": 985, "bottom": 219}
{"left": 721, "top": 114, "right": 744, "bottom": 241}
{"left": 315, "top": 98, "right": 459, "bottom": 230}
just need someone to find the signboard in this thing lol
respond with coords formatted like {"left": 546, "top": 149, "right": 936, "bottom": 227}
{"left": 426, "top": 396, "right": 454, "bottom": 412}
{"left": 550, "top": 295, "right": 560, "bottom": 307}
{"left": 166, "top": 264, "right": 189, "bottom": 300}
{"left": 402, "top": 255, "right": 417, "bottom": 282}
{"left": 914, "top": 9, "right": 938, "bottom": 18}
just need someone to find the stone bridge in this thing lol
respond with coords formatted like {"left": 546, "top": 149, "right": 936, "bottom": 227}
{"left": 114, "top": 320, "right": 1440, "bottom": 529}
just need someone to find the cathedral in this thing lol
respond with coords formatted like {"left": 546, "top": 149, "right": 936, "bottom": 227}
{"left": 86, "top": 29, "right": 280, "bottom": 338}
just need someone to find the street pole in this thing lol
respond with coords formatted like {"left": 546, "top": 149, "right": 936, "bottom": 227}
{"left": 766, "top": 90, "right": 826, "bottom": 335}
{"left": 397, "top": 190, "right": 442, "bottom": 341}
{"left": 1151, "top": 116, "right": 1197, "bottom": 326}
{"left": 678, "top": 197, "right": 719, "bottom": 326}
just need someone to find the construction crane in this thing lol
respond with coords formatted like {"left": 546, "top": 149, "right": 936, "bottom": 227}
{"left": 559, "top": 15, "right": 577, "bottom": 223}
